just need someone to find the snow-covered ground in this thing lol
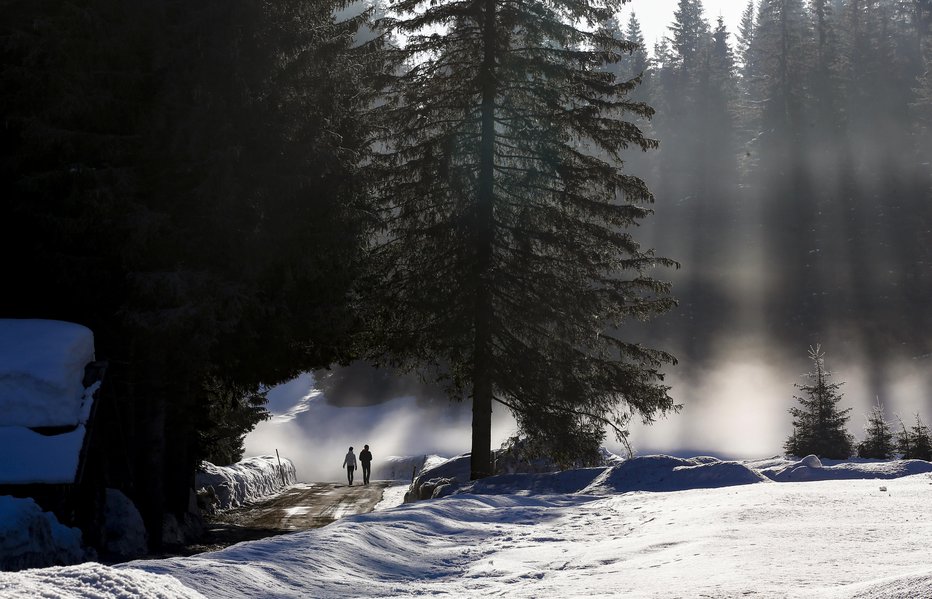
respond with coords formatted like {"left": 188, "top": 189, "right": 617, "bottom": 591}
{"left": 3, "top": 454, "right": 931, "bottom": 598}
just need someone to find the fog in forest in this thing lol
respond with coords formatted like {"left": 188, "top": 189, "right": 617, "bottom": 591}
{"left": 254, "top": 0, "right": 932, "bottom": 462}
{"left": 620, "top": 0, "right": 932, "bottom": 449}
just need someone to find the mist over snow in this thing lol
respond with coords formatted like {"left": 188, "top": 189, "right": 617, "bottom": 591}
{"left": 249, "top": 346, "right": 932, "bottom": 472}
{"left": 245, "top": 371, "right": 518, "bottom": 482}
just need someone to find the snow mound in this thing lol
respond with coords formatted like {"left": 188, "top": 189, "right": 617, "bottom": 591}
{"left": 581, "top": 454, "right": 769, "bottom": 494}
{"left": 374, "top": 454, "right": 447, "bottom": 482}
{"left": 841, "top": 568, "right": 932, "bottom": 599}
{"left": 195, "top": 456, "right": 296, "bottom": 512}
{"left": 761, "top": 456, "right": 932, "bottom": 482}
{"left": 0, "top": 562, "right": 206, "bottom": 599}
{"left": 0, "top": 495, "right": 86, "bottom": 571}
{"left": 102, "top": 489, "right": 148, "bottom": 559}
{"left": 405, "top": 453, "right": 472, "bottom": 501}
{"left": 458, "top": 467, "right": 607, "bottom": 496}
{"left": 0, "top": 319, "right": 95, "bottom": 428}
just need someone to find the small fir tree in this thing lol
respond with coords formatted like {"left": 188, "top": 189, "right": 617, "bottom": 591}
{"left": 784, "top": 345, "right": 854, "bottom": 459}
{"left": 856, "top": 399, "right": 895, "bottom": 459}
{"left": 896, "top": 414, "right": 932, "bottom": 461}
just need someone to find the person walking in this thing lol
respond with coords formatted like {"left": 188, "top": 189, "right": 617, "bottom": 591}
{"left": 342, "top": 446, "right": 357, "bottom": 486}
{"left": 359, "top": 444, "right": 373, "bottom": 485}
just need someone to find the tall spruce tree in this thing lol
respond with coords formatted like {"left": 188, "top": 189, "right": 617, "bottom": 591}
{"left": 737, "top": 0, "right": 758, "bottom": 76}
{"left": 784, "top": 345, "right": 854, "bottom": 459}
{"left": 372, "top": 0, "right": 677, "bottom": 478}
{"left": 856, "top": 399, "right": 895, "bottom": 459}
{"left": 623, "top": 13, "right": 651, "bottom": 86}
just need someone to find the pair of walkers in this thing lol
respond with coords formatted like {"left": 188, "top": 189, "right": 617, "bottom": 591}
{"left": 341, "top": 444, "right": 372, "bottom": 486}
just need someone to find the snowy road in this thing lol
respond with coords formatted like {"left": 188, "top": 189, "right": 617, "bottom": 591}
{"left": 188, "top": 481, "right": 391, "bottom": 553}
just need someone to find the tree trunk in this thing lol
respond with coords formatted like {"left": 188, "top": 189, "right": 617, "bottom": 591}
{"left": 471, "top": 0, "right": 497, "bottom": 480}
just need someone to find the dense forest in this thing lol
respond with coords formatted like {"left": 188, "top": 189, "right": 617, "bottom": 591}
{"left": 0, "top": 0, "right": 383, "bottom": 545}
{"left": 617, "top": 0, "right": 932, "bottom": 389}
{"left": 2, "top": 0, "right": 930, "bottom": 548}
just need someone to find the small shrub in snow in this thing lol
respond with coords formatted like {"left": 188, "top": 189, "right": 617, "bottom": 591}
{"left": 857, "top": 400, "right": 895, "bottom": 460}
{"left": 495, "top": 434, "right": 606, "bottom": 474}
{"left": 896, "top": 414, "right": 932, "bottom": 461}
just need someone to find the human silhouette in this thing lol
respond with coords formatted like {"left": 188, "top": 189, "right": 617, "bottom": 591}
{"left": 359, "top": 444, "right": 373, "bottom": 485}
{"left": 342, "top": 446, "right": 357, "bottom": 486}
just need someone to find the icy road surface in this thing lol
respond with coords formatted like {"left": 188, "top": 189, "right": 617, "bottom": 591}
{"left": 187, "top": 481, "right": 391, "bottom": 553}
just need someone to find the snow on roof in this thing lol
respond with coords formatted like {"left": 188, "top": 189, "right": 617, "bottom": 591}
{"left": 0, "top": 319, "right": 98, "bottom": 485}
{"left": 0, "top": 319, "right": 95, "bottom": 428}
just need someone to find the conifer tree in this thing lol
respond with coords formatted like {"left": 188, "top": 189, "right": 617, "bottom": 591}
{"left": 752, "top": 0, "right": 813, "bottom": 139}
{"left": 736, "top": 0, "right": 758, "bottom": 77}
{"left": 912, "top": 36, "right": 932, "bottom": 162}
{"left": 624, "top": 13, "right": 651, "bottom": 85}
{"left": 856, "top": 399, "right": 895, "bottom": 459}
{"left": 372, "top": 0, "right": 678, "bottom": 478}
{"left": 809, "top": 0, "right": 843, "bottom": 139}
{"left": 896, "top": 414, "right": 932, "bottom": 460}
{"left": 784, "top": 346, "right": 854, "bottom": 459}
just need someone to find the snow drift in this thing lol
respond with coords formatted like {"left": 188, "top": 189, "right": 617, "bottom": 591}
{"left": 195, "top": 456, "right": 297, "bottom": 512}
{"left": 759, "top": 455, "right": 932, "bottom": 482}
{"left": 0, "top": 496, "right": 86, "bottom": 571}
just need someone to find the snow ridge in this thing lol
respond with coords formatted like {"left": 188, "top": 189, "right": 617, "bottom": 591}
{"left": 195, "top": 456, "right": 297, "bottom": 512}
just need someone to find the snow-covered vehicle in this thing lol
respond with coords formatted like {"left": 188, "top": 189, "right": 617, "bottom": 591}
{"left": 0, "top": 319, "right": 108, "bottom": 569}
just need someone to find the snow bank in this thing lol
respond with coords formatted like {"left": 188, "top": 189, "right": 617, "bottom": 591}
{"left": 460, "top": 468, "right": 607, "bottom": 496}
{"left": 405, "top": 453, "right": 472, "bottom": 501}
{"left": 0, "top": 319, "right": 94, "bottom": 428}
{"left": 102, "top": 489, "right": 148, "bottom": 559}
{"left": 408, "top": 453, "right": 769, "bottom": 501}
{"left": 0, "top": 496, "right": 86, "bottom": 571}
{"left": 582, "top": 454, "right": 769, "bottom": 494}
{"left": 195, "top": 456, "right": 297, "bottom": 512}
{"left": 373, "top": 454, "right": 447, "bottom": 482}
{"left": 0, "top": 562, "right": 206, "bottom": 599}
{"left": 759, "top": 455, "right": 932, "bottom": 482}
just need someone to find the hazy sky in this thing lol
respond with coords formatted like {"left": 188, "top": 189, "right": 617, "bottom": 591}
{"left": 619, "top": 0, "right": 748, "bottom": 49}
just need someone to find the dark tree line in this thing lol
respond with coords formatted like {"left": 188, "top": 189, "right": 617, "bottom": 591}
{"left": 620, "top": 0, "right": 932, "bottom": 388}
{"left": 1, "top": 0, "right": 382, "bottom": 547}
{"left": 2, "top": 0, "right": 678, "bottom": 547}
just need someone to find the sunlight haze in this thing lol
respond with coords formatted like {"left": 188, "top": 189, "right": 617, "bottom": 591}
{"left": 620, "top": 0, "right": 747, "bottom": 49}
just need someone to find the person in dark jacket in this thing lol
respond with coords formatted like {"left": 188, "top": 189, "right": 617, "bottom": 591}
{"left": 359, "top": 444, "right": 373, "bottom": 485}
